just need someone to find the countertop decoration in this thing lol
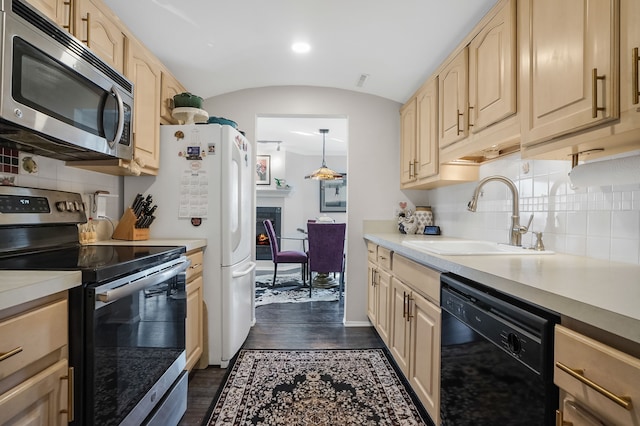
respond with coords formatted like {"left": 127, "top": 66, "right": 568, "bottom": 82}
{"left": 396, "top": 201, "right": 418, "bottom": 234}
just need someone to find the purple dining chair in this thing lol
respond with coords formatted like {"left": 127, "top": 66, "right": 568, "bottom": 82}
{"left": 307, "top": 222, "right": 346, "bottom": 298}
{"left": 263, "top": 219, "right": 307, "bottom": 286}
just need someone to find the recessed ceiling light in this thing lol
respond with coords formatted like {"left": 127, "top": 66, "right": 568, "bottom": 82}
{"left": 291, "top": 42, "right": 311, "bottom": 54}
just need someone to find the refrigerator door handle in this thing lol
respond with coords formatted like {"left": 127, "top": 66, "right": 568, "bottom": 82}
{"left": 232, "top": 261, "right": 256, "bottom": 278}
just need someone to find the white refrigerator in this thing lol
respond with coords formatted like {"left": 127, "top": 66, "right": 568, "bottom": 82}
{"left": 124, "top": 123, "right": 255, "bottom": 367}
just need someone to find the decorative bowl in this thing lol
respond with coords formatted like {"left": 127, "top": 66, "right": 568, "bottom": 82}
{"left": 208, "top": 116, "right": 238, "bottom": 128}
{"left": 173, "top": 92, "right": 203, "bottom": 109}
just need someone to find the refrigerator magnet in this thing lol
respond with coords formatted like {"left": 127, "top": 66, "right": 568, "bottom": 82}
{"left": 208, "top": 143, "right": 216, "bottom": 154}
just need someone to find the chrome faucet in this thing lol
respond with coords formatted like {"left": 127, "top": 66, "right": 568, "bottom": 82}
{"left": 467, "top": 175, "right": 532, "bottom": 246}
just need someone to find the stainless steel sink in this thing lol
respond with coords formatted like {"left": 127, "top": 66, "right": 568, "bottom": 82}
{"left": 402, "top": 240, "right": 554, "bottom": 256}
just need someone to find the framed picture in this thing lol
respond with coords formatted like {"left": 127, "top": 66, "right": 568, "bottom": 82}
{"left": 256, "top": 155, "right": 271, "bottom": 185}
{"left": 320, "top": 174, "right": 347, "bottom": 212}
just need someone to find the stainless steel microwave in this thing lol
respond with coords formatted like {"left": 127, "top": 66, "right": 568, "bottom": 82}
{"left": 0, "top": 0, "right": 133, "bottom": 161}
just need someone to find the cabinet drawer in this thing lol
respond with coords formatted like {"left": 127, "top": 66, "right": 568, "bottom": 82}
{"left": 554, "top": 325, "right": 640, "bottom": 425}
{"left": 377, "top": 247, "right": 392, "bottom": 270}
{"left": 366, "top": 242, "right": 377, "bottom": 263}
{"left": 0, "top": 299, "right": 67, "bottom": 380}
{"left": 186, "top": 250, "right": 204, "bottom": 282}
{"left": 392, "top": 254, "right": 440, "bottom": 303}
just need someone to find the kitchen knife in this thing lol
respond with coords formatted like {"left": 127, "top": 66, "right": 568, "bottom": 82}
{"left": 131, "top": 194, "right": 143, "bottom": 213}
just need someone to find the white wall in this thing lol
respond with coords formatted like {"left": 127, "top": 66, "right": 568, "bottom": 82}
{"left": 203, "top": 86, "right": 403, "bottom": 325}
{"left": 257, "top": 149, "right": 347, "bottom": 252}
{"left": 409, "top": 152, "right": 640, "bottom": 265}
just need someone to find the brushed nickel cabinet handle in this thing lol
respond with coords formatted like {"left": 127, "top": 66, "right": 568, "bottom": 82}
{"left": 592, "top": 68, "right": 606, "bottom": 118}
{"left": 633, "top": 47, "right": 639, "bottom": 105}
{"left": 407, "top": 295, "right": 414, "bottom": 321}
{"left": 0, "top": 346, "right": 23, "bottom": 362}
{"left": 556, "top": 361, "right": 632, "bottom": 410}
{"left": 402, "top": 291, "right": 407, "bottom": 319}
{"left": 60, "top": 367, "right": 75, "bottom": 422}
{"left": 63, "top": 0, "right": 73, "bottom": 33}
{"left": 456, "top": 109, "right": 463, "bottom": 135}
{"left": 468, "top": 104, "right": 474, "bottom": 128}
{"left": 408, "top": 161, "right": 414, "bottom": 179}
{"left": 82, "top": 13, "right": 91, "bottom": 47}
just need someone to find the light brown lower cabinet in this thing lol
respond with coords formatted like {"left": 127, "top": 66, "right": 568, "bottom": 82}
{"left": 554, "top": 325, "right": 640, "bottom": 425}
{"left": 380, "top": 251, "right": 441, "bottom": 425}
{"left": 0, "top": 292, "right": 71, "bottom": 425}
{"left": 185, "top": 249, "right": 204, "bottom": 372}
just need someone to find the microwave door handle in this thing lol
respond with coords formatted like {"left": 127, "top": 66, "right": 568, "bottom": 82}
{"left": 107, "top": 86, "right": 125, "bottom": 149}
{"left": 97, "top": 259, "right": 191, "bottom": 304}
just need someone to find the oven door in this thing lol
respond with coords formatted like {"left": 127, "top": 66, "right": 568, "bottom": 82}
{"left": 83, "top": 257, "right": 189, "bottom": 426}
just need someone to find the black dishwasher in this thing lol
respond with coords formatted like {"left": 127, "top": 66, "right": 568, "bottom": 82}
{"left": 440, "top": 273, "right": 559, "bottom": 426}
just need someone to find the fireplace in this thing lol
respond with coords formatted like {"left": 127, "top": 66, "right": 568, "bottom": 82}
{"left": 256, "top": 207, "right": 281, "bottom": 260}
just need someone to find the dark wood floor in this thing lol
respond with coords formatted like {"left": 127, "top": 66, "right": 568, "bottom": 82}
{"left": 178, "top": 298, "right": 383, "bottom": 426}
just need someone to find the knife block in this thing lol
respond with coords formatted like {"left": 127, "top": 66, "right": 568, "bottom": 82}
{"left": 112, "top": 208, "right": 150, "bottom": 241}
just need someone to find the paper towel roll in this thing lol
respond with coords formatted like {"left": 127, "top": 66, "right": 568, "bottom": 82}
{"left": 568, "top": 155, "right": 640, "bottom": 187}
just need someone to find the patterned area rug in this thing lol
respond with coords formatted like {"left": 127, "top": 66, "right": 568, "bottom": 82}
{"left": 255, "top": 273, "right": 339, "bottom": 306}
{"left": 203, "top": 349, "right": 430, "bottom": 426}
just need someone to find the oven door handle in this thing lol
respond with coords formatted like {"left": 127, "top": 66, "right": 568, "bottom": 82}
{"left": 97, "top": 259, "right": 191, "bottom": 303}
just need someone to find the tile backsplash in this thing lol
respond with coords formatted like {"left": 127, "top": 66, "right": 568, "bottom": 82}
{"left": 1, "top": 153, "right": 122, "bottom": 220}
{"left": 423, "top": 151, "right": 640, "bottom": 265}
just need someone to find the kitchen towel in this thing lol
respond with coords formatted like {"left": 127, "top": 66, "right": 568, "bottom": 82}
{"left": 568, "top": 154, "right": 640, "bottom": 188}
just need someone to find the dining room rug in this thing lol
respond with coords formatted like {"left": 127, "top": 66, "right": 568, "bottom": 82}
{"left": 202, "top": 349, "right": 430, "bottom": 426}
{"left": 255, "top": 273, "right": 339, "bottom": 306}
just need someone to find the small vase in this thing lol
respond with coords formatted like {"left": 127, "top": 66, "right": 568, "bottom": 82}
{"left": 414, "top": 206, "right": 434, "bottom": 234}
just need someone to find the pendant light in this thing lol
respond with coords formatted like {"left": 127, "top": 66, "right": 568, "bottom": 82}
{"left": 304, "top": 129, "right": 343, "bottom": 180}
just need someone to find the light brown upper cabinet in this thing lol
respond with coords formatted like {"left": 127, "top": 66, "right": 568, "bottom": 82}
{"left": 127, "top": 38, "right": 162, "bottom": 173}
{"left": 24, "top": 0, "right": 71, "bottom": 29}
{"left": 75, "top": 0, "right": 125, "bottom": 74}
{"left": 519, "top": 0, "right": 618, "bottom": 148}
{"left": 400, "top": 78, "right": 440, "bottom": 187}
{"left": 438, "top": 0, "right": 519, "bottom": 164}
{"left": 468, "top": 0, "right": 516, "bottom": 133}
{"left": 400, "top": 98, "right": 417, "bottom": 185}
{"left": 161, "top": 71, "right": 188, "bottom": 125}
{"left": 414, "top": 78, "right": 439, "bottom": 181}
{"left": 439, "top": 49, "right": 468, "bottom": 149}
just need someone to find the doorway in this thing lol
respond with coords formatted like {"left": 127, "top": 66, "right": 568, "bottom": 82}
{"left": 254, "top": 114, "right": 348, "bottom": 317}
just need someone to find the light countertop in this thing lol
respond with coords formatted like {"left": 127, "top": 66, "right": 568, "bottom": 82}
{"left": 1, "top": 238, "right": 207, "bottom": 312}
{"left": 364, "top": 232, "right": 640, "bottom": 345}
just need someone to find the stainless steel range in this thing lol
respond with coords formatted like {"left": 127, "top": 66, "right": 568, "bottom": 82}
{"left": 0, "top": 186, "right": 189, "bottom": 425}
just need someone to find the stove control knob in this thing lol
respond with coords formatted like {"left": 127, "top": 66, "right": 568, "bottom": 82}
{"left": 74, "top": 201, "right": 81, "bottom": 211}
{"left": 56, "top": 201, "right": 67, "bottom": 212}
{"left": 66, "top": 201, "right": 75, "bottom": 211}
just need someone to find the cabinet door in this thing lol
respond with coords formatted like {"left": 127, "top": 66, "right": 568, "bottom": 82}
{"left": 376, "top": 268, "right": 391, "bottom": 345}
{"left": 469, "top": 0, "right": 516, "bottom": 133}
{"left": 76, "top": 0, "right": 125, "bottom": 73}
{"left": 520, "top": 0, "right": 618, "bottom": 146}
{"left": 409, "top": 291, "right": 441, "bottom": 424}
{"left": 160, "top": 71, "right": 187, "bottom": 125}
{"left": 186, "top": 275, "right": 203, "bottom": 372}
{"left": 439, "top": 48, "right": 468, "bottom": 148}
{"left": 415, "top": 78, "right": 438, "bottom": 179}
{"left": 25, "top": 0, "right": 70, "bottom": 29}
{"left": 127, "top": 38, "right": 161, "bottom": 172}
{"left": 400, "top": 98, "right": 417, "bottom": 184}
{"left": 389, "top": 277, "right": 411, "bottom": 376}
{"left": 0, "top": 359, "right": 69, "bottom": 425}
{"left": 621, "top": 0, "right": 640, "bottom": 116}
{"left": 366, "top": 262, "right": 378, "bottom": 326}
